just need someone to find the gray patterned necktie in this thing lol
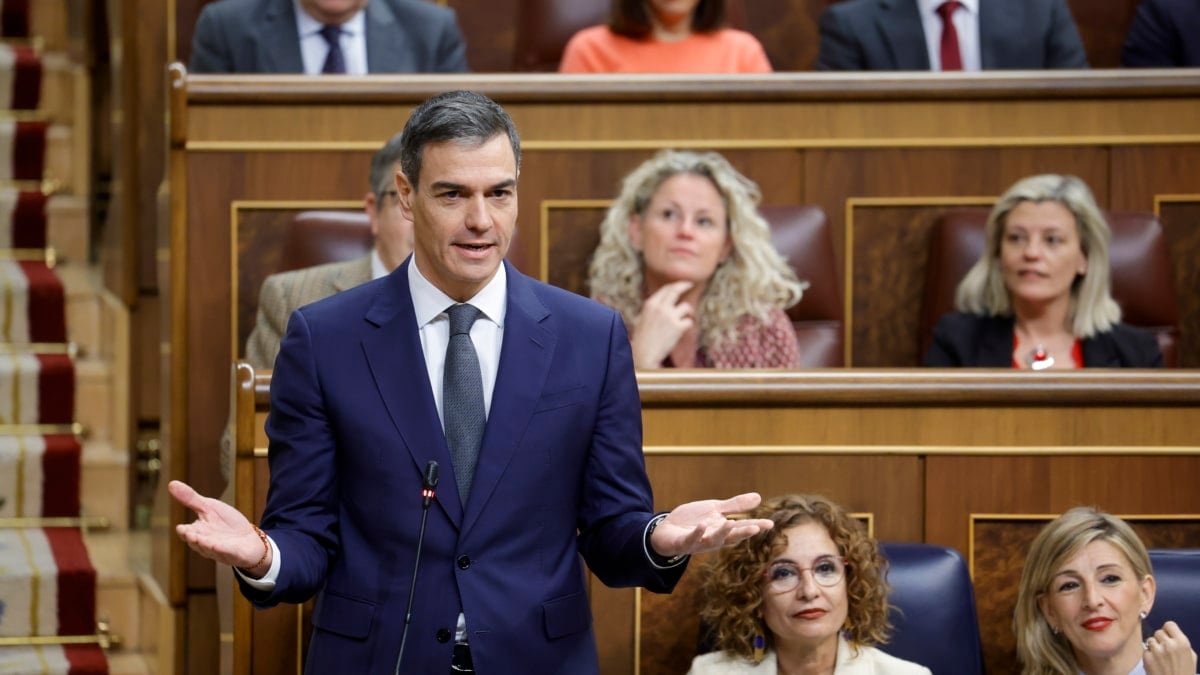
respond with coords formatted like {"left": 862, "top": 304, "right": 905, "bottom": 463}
{"left": 443, "top": 304, "right": 485, "bottom": 505}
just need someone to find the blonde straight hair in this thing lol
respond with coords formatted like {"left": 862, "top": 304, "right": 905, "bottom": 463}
{"left": 955, "top": 175, "right": 1121, "bottom": 338}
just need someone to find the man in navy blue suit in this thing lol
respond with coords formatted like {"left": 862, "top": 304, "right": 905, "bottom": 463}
{"left": 170, "top": 90, "right": 772, "bottom": 673}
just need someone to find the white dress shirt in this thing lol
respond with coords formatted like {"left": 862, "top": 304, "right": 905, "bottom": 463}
{"left": 293, "top": 0, "right": 369, "bottom": 75}
{"left": 917, "top": 0, "right": 981, "bottom": 71}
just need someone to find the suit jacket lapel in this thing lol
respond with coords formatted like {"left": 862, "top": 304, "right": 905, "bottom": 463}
{"left": 461, "top": 263, "right": 554, "bottom": 536}
{"left": 261, "top": 0, "right": 305, "bottom": 73}
{"left": 364, "top": 0, "right": 408, "bottom": 73}
{"left": 877, "top": 0, "right": 931, "bottom": 70}
{"left": 361, "top": 260, "right": 464, "bottom": 527}
{"left": 977, "top": 0, "right": 1013, "bottom": 69}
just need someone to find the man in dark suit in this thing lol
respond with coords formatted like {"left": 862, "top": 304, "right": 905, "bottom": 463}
{"left": 1122, "top": 0, "right": 1200, "bottom": 67}
{"left": 170, "top": 91, "right": 771, "bottom": 673}
{"left": 817, "top": 0, "right": 1088, "bottom": 71}
{"left": 190, "top": 0, "right": 468, "bottom": 74}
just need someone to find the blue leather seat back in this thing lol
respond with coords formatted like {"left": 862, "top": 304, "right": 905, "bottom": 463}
{"left": 879, "top": 542, "right": 985, "bottom": 675}
{"left": 1146, "top": 549, "right": 1200, "bottom": 643}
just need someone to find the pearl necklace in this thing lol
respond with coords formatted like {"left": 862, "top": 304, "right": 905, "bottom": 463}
{"left": 1028, "top": 344, "right": 1055, "bottom": 371}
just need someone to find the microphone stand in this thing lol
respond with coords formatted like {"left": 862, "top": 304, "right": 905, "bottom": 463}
{"left": 394, "top": 460, "right": 438, "bottom": 675}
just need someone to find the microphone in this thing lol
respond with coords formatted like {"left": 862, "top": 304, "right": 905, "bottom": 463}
{"left": 394, "top": 460, "right": 438, "bottom": 675}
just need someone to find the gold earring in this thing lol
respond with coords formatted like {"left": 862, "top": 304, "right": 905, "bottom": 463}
{"left": 752, "top": 633, "right": 765, "bottom": 663}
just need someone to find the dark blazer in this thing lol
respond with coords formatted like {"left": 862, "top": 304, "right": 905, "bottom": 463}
{"left": 189, "top": 0, "right": 468, "bottom": 74}
{"left": 1122, "top": 0, "right": 1200, "bottom": 67}
{"left": 238, "top": 260, "right": 683, "bottom": 673}
{"left": 816, "top": 0, "right": 1088, "bottom": 70}
{"left": 924, "top": 312, "right": 1164, "bottom": 367}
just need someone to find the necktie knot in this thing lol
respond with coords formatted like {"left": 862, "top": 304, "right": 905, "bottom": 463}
{"left": 318, "top": 23, "right": 342, "bottom": 47}
{"left": 447, "top": 304, "right": 482, "bottom": 337}
{"left": 937, "top": 1, "right": 961, "bottom": 21}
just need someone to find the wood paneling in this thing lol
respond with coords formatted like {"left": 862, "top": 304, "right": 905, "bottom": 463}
{"left": 1159, "top": 201, "right": 1200, "bottom": 367}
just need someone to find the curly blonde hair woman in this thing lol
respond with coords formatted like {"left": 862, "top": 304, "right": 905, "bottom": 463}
{"left": 588, "top": 150, "right": 806, "bottom": 368}
{"left": 689, "top": 494, "right": 929, "bottom": 674}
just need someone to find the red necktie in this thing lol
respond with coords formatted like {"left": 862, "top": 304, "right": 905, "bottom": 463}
{"left": 937, "top": 1, "right": 963, "bottom": 71}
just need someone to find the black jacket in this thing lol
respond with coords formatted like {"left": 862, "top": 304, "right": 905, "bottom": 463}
{"left": 924, "top": 312, "right": 1163, "bottom": 368}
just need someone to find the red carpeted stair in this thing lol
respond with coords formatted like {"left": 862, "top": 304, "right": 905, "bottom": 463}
{"left": 0, "top": 194, "right": 106, "bottom": 667}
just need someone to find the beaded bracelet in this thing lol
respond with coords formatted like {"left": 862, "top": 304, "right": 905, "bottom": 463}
{"left": 243, "top": 524, "right": 269, "bottom": 572}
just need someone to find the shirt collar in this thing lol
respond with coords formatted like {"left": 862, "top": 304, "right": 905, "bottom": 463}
{"left": 917, "top": 0, "right": 978, "bottom": 17}
{"left": 408, "top": 257, "right": 508, "bottom": 329}
{"left": 293, "top": 0, "right": 366, "bottom": 37}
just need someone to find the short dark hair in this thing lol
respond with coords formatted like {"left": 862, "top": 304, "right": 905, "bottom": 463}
{"left": 609, "top": 0, "right": 726, "bottom": 39}
{"left": 398, "top": 91, "right": 521, "bottom": 188}
{"left": 368, "top": 131, "right": 405, "bottom": 200}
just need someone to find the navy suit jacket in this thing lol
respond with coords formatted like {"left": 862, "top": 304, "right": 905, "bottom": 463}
{"left": 189, "top": 0, "right": 468, "bottom": 73}
{"left": 923, "top": 312, "right": 1163, "bottom": 367}
{"left": 817, "top": 0, "right": 1088, "bottom": 70}
{"left": 238, "top": 260, "right": 683, "bottom": 673}
{"left": 1122, "top": 0, "right": 1200, "bottom": 67}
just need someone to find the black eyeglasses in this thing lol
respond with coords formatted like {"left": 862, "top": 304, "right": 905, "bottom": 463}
{"left": 379, "top": 188, "right": 399, "bottom": 201}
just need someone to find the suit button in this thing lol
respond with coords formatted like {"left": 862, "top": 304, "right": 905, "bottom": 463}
{"left": 457, "top": 555, "right": 471, "bottom": 570}
{"left": 436, "top": 628, "right": 452, "bottom": 643}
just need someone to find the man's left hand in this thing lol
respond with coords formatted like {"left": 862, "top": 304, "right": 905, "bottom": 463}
{"left": 650, "top": 492, "right": 774, "bottom": 559}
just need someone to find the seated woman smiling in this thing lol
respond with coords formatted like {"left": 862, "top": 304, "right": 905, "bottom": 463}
{"left": 690, "top": 494, "right": 930, "bottom": 674}
{"left": 1015, "top": 507, "right": 1196, "bottom": 675}
{"left": 924, "top": 174, "right": 1162, "bottom": 369}
{"left": 588, "top": 150, "right": 806, "bottom": 369}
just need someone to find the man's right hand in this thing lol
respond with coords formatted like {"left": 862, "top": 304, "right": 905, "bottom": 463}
{"left": 169, "top": 480, "right": 272, "bottom": 578}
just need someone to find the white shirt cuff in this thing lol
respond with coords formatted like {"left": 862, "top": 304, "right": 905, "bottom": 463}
{"left": 644, "top": 513, "right": 688, "bottom": 570}
{"left": 233, "top": 535, "right": 281, "bottom": 590}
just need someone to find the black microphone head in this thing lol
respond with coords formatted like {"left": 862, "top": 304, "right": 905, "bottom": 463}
{"left": 423, "top": 460, "right": 439, "bottom": 489}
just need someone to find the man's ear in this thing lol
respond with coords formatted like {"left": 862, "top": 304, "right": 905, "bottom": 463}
{"left": 395, "top": 171, "right": 416, "bottom": 222}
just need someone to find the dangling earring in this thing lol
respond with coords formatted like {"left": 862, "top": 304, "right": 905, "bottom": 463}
{"left": 752, "top": 633, "right": 765, "bottom": 663}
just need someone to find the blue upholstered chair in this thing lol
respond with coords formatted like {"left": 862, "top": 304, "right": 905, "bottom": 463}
{"left": 1145, "top": 549, "right": 1200, "bottom": 644}
{"left": 878, "top": 542, "right": 985, "bottom": 675}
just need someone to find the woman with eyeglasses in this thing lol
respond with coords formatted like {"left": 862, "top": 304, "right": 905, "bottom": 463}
{"left": 689, "top": 494, "right": 930, "bottom": 674}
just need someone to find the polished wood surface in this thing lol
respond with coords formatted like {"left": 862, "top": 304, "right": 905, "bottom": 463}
{"left": 232, "top": 366, "right": 1200, "bottom": 675}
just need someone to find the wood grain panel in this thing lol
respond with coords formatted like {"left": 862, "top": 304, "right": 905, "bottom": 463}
{"left": 447, "top": 0, "right": 518, "bottom": 72}
{"left": 236, "top": 209, "right": 298, "bottom": 350}
{"left": 850, "top": 206, "right": 945, "bottom": 367}
{"left": 972, "top": 517, "right": 1200, "bottom": 675}
{"left": 1159, "top": 201, "right": 1200, "bottom": 367}
{"left": 1066, "top": 0, "right": 1140, "bottom": 68}
{"left": 545, "top": 205, "right": 605, "bottom": 294}
{"left": 1110, "top": 146, "right": 1200, "bottom": 367}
